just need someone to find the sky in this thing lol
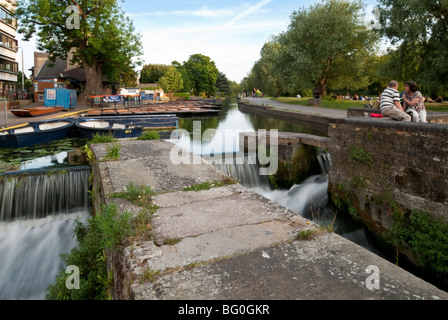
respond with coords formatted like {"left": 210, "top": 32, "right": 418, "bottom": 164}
{"left": 17, "top": 0, "right": 380, "bottom": 84}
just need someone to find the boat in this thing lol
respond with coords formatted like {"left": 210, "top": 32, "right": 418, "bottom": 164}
{"left": 79, "top": 114, "right": 179, "bottom": 129}
{"left": 0, "top": 118, "right": 75, "bottom": 149}
{"left": 10, "top": 106, "right": 64, "bottom": 117}
{"left": 75, "top": 119, "right": 143, "bottom": 139}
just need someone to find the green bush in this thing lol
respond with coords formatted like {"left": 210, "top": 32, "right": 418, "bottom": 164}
{"left": 392, "top": 209, "right": 448, "bottom": 277}
{"left": 46, "top": 204, "right": 133, "bottom": 300}
{"left": 137, "top": 131, "right": 160, "bottom": 140}
{"left": 302, "top": 88, "right": 313, "bottom": 98}
{"left": 173, "top": 93, "right": 190, "bottom": 100}
{"left": 90, "top": 133, "right": 115, "bottom": 144}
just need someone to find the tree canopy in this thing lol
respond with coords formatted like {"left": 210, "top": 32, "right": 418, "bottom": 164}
{"left": 139, "top": 64, "right": 170, "bottom": 84}
{"left": 378, "top": 0, "right": 448, "bottom": 96}
{"left": 184, "top": 54, "right": 219, "bottom": 96}
{"left": 243, "top": 0, "right": 379, "bottom": 97}
{"left": 158, "top": 66, "right": 183, "bottom": 93}
{"left": 16, "top": 0, "right": 143, "bottom": 103}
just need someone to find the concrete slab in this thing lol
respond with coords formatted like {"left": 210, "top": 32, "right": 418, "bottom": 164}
{"left": 151, "top": 184, "right": 294, "bottom": 244}
{"left": 132, "top": 232, "right": 448, "bottom": 300}
{"left": 92, "top": 140, "right": 226, "bottom": 193}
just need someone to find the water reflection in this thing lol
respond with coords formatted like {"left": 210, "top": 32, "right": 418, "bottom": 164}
{"left": 170, "top": 99, "right": 318, "bottom": 156}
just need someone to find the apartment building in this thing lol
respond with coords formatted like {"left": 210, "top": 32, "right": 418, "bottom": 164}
{"left": 0, "top": 0, "right": 18, "bottom": 99}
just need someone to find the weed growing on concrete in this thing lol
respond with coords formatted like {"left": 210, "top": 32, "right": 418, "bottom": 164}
{"left": 164, "top": 238, "right": 181, "bottom": 246}
{"left": 110, "top": 182, "right": 157, "bottom": 207}
{"left": 138, "top": 268, "right": 160, "bottom": 284}
{"left": 137, "top": 131, "right": 160, "bottom": 140}
{"left": 108, "top": 182, "right": 159, "bottom": 241}
{"left": 296, "top": 229, "right": 316, "bottom": 240}
{"left": 104, "top": 142, "right": 122, "bottom": 160}
{"left": 183, "top": 178, "right": 236, "bottom": 191}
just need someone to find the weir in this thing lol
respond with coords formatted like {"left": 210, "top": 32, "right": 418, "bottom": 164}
{"left": 0, "top": 166, "right": 90, "bottom": 222}
{"left": 0, "top": 167, "right": 91, "bottom": 299}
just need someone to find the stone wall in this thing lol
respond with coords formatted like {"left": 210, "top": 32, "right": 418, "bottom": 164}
{"left": 347, "top": 108, "right": 448, "bottom": 124}
{"left": 327, "top": 118, "right": 448, "bottom": 234}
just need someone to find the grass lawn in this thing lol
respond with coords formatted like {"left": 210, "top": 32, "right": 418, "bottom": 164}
{"left": 271, "top": 97, "right": 448, "bottom": 113}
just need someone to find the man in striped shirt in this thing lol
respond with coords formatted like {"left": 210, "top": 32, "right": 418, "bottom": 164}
{"left": 380, "top": 80, "right": 411, "bottom": 121}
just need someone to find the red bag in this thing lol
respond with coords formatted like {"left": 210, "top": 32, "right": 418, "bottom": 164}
{"left": 370, "top": 113, "right": 383, "bottom": 118}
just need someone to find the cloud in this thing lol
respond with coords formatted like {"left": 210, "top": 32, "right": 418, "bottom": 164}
{"left": 128, "top": 6, "right": 234, "bottom": 18}
{"left": 201, "top": 0, "right": 275, "bottom": 40}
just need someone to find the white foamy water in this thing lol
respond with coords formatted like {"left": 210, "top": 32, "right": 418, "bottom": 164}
{"left": 0, "top": 211, "right": 89, "bottom": 300}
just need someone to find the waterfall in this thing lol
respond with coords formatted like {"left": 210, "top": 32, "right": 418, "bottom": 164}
{"left": 206, "top": 153, "right": 270, "bottom": 188}
{"left": 0, "top": 167, "right": 91, "bottom": 300}
{"left": 0, "top": 167, "right": 90, "bottom": 222}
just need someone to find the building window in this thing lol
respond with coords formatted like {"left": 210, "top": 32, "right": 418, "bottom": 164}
{"left": 0, "top": 58, "right": 18, "bottom": 73}
{"left": 0, "top": 7, "right": 17, "bottom": 28}
{"left": 0, "top": 33, "right": 17, "bottom": 50}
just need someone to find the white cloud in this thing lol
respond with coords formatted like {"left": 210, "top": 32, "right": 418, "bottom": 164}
{"left": 201, "top": 0, "right": 275, "bottom": 40}
{"left": 128, "top": 6, "right": 235, "bottom": 18}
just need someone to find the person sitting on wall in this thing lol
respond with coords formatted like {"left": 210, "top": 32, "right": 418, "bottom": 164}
{"left": 380, "top": 80, "right": 411, "bottom": 122}
{"left": 402, "top": 81, "right": 427, "bottom": 123}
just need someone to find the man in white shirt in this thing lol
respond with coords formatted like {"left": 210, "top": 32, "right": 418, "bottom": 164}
{"left": 380, "top": 80, "right": 411, "bottom": 121}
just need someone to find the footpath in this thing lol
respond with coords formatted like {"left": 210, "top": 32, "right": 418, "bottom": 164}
{"left": 240, "top": 97, "right": 347, "bottom": 119}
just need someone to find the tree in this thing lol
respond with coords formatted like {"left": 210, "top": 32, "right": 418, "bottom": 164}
{"left": 158, "top": 66, "right": 183, "bottom": 93}
{"left": 378, "top": 0, "right": 448, "bottom": 96}
{"left": 183, "top": 54, "right": 219, "bottom": 96}
{"left": 16, "top": 0, "right": 143, "bottom": 104}
{"left": 172, "top": 61, "right": 192, "bottom": 93}
{"left": 139, "top": 64, "right": 170, "bottom": 84}
{"left": 216, "top": 72, "right": 230, "bottom": 96}
{"left": 252, "top": 39, "right": 287, "bottom": 97}
{"left": 275, "top": 0, "right": 379, "bottom": 96}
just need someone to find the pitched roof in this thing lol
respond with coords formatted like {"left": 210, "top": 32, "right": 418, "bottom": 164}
{"left": 62, "top": 67, "right": 86, "bottom": 82}
{"left": 35, "top": 57, "right": 67, "bottom": 79}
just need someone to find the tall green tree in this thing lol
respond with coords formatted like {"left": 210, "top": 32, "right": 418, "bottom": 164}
{"left": 183, "top": 54, "right": 219, "bottom": 96}
{"left": 139, "top": 64, "right": 170, "bottom": 84}
{"left": 158, "top": 66, "right": 183, "bottom": 93}
{"left": 16, "top": 0, "right": 143, "bottom": 104}
{"left": 216, "top": 72, "right": 230, "bottom": 96}
{"left": 253, "top": 38, "right": 287, "bottom": 97}
{"left": 378, "top": 0, "right": 448, "bottom": 95}
{"left": 275, "top": 0, "right": 379, "bottom": 96}
{"left": 172, "top": 60, "right": 192, "bottom": 92}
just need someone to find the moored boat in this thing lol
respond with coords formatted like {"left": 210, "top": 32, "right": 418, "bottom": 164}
{"left": 0, "top": 118, "right": 75, "bottom": 149}
{"left": 75, "top": 119, "right": 143, "bottom": 139}
{"left": 10, "top": 106, "right": 64, "bottom": 117}
{"left": 79, "top": 114, "right": 178, "bottom": 129}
